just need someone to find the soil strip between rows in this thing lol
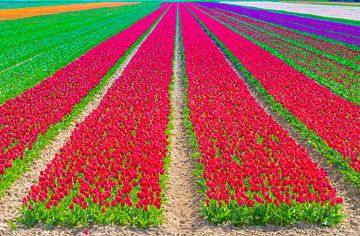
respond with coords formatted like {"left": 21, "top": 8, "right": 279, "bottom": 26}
{"left": 160, "top": 6, "right": 204, "bottom": 234}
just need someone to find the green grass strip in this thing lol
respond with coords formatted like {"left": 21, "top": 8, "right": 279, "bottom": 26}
{"left": 0, "top": 9, "right": 145, "bottom": 72}
{"left": 0, "top": 4, "right": 150, "bottom": 50}
{"left": 0, "top": 4, "right": 146, "bottom": 41}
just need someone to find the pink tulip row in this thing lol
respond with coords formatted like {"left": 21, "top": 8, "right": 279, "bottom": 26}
{"left": 0, "top": 5, "right": 168, "bottom": 176}
{"left": 21, "top": 4, "right": 176, "bottom": 227}
{"left": 180, "top": 4, "right": 342, "bottom": 225}
{"left": 187, "top": 4, "right": 360, "bottom": 174}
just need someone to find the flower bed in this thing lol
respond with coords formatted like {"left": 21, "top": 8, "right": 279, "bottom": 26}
{"left": 180, "top": 4, "right": 343, "bottom": 226}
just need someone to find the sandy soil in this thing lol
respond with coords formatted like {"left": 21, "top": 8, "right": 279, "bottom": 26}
{"left": 0, "top": 5, "right": 359, "bottom": 236}
{"left": 221, "top": 1, "right": 360, "bottom": 21}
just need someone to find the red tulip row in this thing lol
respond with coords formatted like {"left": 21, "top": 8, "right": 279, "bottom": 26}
{"left": 20, "top": 4, "right": 176, "bottom": 227}
{"left": 0, "top": 5, "right": 167, "bottom": 177}
{"left": 180, "top": 5, "right": 343, "bottom": 226}
{"left": 211, "top": 7, "right": 360, "bottom": 65}
{"left": 196, "top": 5, "right": 360, "bottom": 101}
{"left": 187, "top": 4, "right": 360, "bottom": 178}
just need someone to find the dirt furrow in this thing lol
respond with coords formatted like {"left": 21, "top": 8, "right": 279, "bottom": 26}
{"left": 160, "top": 7, "right": 203, "bottom": 234}
{"left": 0, "top": 18, "right": 162, "bottom": 234}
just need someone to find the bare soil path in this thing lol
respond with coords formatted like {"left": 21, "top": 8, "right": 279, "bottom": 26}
{"left": 160, "top": 9, "right": 204, "bottom": 234}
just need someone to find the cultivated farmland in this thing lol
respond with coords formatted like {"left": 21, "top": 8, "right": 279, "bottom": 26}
{"left": 0, "top": 2, "right": 359, "bottom": 236}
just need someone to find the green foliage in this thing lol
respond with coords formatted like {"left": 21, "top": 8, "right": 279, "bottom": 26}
{"left": 204, "top": 200, "right": 344, "bottom": 226}
{"left": 19, "top": 197, "right": 163, "bottom": 228}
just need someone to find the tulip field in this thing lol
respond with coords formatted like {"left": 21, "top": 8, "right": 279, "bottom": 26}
{"left": 0, "top": 1, "right": 359, "bottom": 235}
